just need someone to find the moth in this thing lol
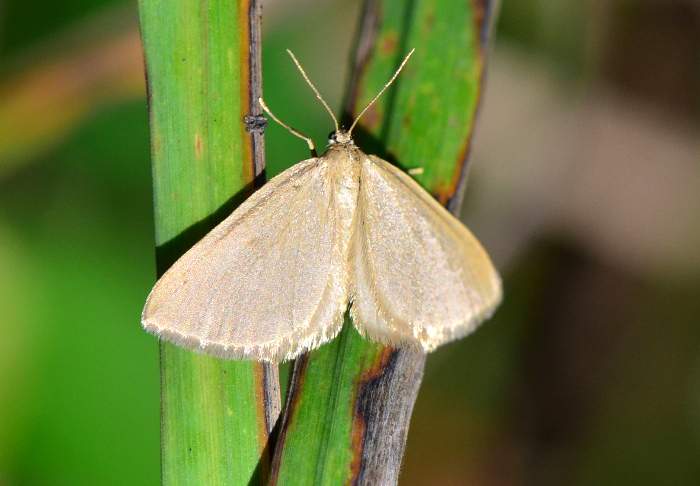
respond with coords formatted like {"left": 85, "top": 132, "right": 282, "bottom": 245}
{"left": 142, "top": 50, "right": 502, "bottom": 363}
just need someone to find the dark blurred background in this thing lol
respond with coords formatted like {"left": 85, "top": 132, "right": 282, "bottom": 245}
{"left": 1, "top": 0, "right": 699, "bottom": 484}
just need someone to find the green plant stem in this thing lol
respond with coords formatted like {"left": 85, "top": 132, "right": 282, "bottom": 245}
{"left": 138, "top": 0, "right": 279, "bottom": 484}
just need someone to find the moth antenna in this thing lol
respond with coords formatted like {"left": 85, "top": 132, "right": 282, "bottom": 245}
{"left": 287, "top": 50, "right": 340, "bottom": 133}
{"left": 348, "top": 49, "right": 415, "bottom": 135}
{"left": 259, "top": 98, "right": 318, "bottom": 158}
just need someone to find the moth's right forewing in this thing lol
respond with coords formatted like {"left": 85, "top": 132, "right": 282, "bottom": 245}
{"left": 351, "top": 154, "right": 502, "bottom": 351}
{"left": 142, "top": 158, "right": 352, "bottom": 362}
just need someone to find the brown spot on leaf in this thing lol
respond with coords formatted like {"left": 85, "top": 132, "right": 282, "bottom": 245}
{"left": 473, "top": 0, "right": 486, "bottom": 29}
{"left": 349, "top": 417, "right": 366, "bottom": 480}
{"left": 432, "top": 177, "right": 459, "bottom": 206}
{"left": 472, "top": 0, "right": 489, "bottom": 58}
{"left": 381, "top": 32, "right": 398, "bottom": 55}
{"left": 360, "top": 103, "right": 381, "bottom": 131}
{"left": 434, "top": 136, "right": 471, "bottom": 205}
{"left": 153, "top": 129, "right": 164, "bottom": 155}
{"left": 424, "top": 12, "right": 435, "bottom": 29}
{"left": 195, "top": 133, "right": 203, "bottom": 158}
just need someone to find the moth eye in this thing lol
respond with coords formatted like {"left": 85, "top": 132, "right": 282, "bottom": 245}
{"left": 328, "top": 131, "right": 337, "bottom": 142}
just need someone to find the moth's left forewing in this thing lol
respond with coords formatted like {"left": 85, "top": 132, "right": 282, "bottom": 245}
{"left": 142, "top": 158, "right": 354, "bottom": 362}
{"left": 350, "top": 154, "right": 502, "bottom": 351}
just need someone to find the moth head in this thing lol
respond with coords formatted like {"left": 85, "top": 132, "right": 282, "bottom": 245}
{"left": 329, "top": 130, "right": 353, "bottom": 146}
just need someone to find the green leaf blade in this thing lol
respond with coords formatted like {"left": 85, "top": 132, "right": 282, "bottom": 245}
{"left": 138, "top": 0, "right": 277, "bottom": 484}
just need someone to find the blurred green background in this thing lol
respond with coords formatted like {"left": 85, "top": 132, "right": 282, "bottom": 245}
{"left": 1, "top": 0, "right": 699, "bottom": 484}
